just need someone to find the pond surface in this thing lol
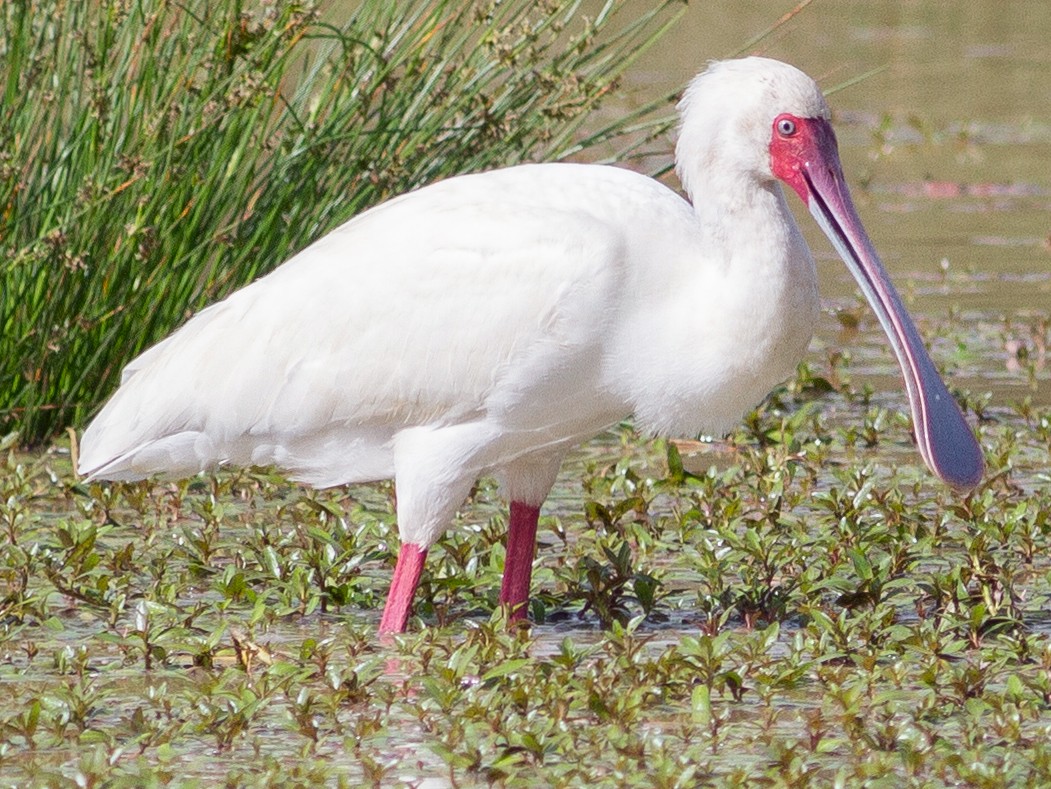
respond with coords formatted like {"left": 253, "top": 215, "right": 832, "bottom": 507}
{"left": 5, "top": 3, "right": 1051, "bottom": 785}
{"left": 615, "top": 0, "right": 1051, "bottom": 409}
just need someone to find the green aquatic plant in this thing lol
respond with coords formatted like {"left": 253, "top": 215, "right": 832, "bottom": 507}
{"left": 2, "top": 406, "right": 1051, "bottom": 788}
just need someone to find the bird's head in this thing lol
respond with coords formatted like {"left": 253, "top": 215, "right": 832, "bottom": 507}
{"left": 676, "top": 56, "right": 831, "bottom": 197}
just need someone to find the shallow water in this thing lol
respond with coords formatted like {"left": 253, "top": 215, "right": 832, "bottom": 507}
{"left": 616, "top": 0, "right": 1051, "bottom": 409}
{"left": 6, "top": 3, "right": 1051, "bottom": 784}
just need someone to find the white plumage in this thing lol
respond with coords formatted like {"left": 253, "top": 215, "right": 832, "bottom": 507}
{"left": 79, "top": 57, "right": 983, "bottom": 633}
{"left": 80, "top": 162, "right": 814, "bottom": 506}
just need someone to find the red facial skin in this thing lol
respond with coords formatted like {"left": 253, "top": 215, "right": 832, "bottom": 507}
{"left": 769, "top": 112, "right": 842, "bottom": 204}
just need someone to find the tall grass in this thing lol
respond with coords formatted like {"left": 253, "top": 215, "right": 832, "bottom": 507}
{"left": 0, "top": 0, "right": 683, "bottom": 443}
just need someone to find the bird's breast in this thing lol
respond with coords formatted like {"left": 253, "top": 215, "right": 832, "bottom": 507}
{"left": 609, "top": 192, "right": 820, "bottom": 438}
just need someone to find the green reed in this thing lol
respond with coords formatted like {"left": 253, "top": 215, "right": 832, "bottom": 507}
{"left": 0, "top": 0, "right": 683, "bottom": 441}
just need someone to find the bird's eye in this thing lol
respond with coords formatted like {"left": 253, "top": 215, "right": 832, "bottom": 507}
{"left": 776, "top": 117, "right": 797, "bottom": 137}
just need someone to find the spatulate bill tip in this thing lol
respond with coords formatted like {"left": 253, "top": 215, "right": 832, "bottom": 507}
{"left": 916, "top": 400, "right": 985, "bottom": 493}
{"left": 935, "top": 454, "right": 985, "bottom": 493}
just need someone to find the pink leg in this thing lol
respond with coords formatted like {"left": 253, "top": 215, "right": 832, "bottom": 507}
{"left": 499, "top": 501, "right": 541, "bottom": 622}
{"left": 379, "top": 543, "right": 428, "bottom": 634}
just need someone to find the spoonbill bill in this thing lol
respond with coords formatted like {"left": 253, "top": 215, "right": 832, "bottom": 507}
{"left": 78, "top": 57, "right": 984, "bottom": 634}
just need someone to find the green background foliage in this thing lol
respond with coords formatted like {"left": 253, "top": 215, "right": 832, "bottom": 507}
{"left": 0, "top": 0, "right": 680, "bottom": 440}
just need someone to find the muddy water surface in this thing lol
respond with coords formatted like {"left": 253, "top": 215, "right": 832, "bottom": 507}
{"left": 622, "top": 0, "right": 1051, "bottom": 408}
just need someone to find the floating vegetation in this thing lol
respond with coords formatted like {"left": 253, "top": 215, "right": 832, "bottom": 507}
{"left": 2, "top": 365, "right": 1051, "bottom": 784}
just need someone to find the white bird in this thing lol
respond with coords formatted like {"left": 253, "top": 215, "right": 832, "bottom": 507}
{"left": 78, "top": 57, "right": 984, "bottom": 634}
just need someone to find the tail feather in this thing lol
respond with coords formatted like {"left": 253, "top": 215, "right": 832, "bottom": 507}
{"left": 78, "top": 431, "right": 215, "bottom": 482}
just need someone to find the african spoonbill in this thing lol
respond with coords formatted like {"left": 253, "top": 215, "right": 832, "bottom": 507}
{"left": 78, "top": 57, "right": 984, "bottom": 634}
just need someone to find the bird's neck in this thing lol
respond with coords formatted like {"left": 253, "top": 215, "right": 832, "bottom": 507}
{"left": 685, "top": 168, "right": 800, "bottom": 265}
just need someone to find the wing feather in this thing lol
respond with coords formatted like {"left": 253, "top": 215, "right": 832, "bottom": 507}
{"left": 78, "top": 164, "right": 679, "bottom": 483}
